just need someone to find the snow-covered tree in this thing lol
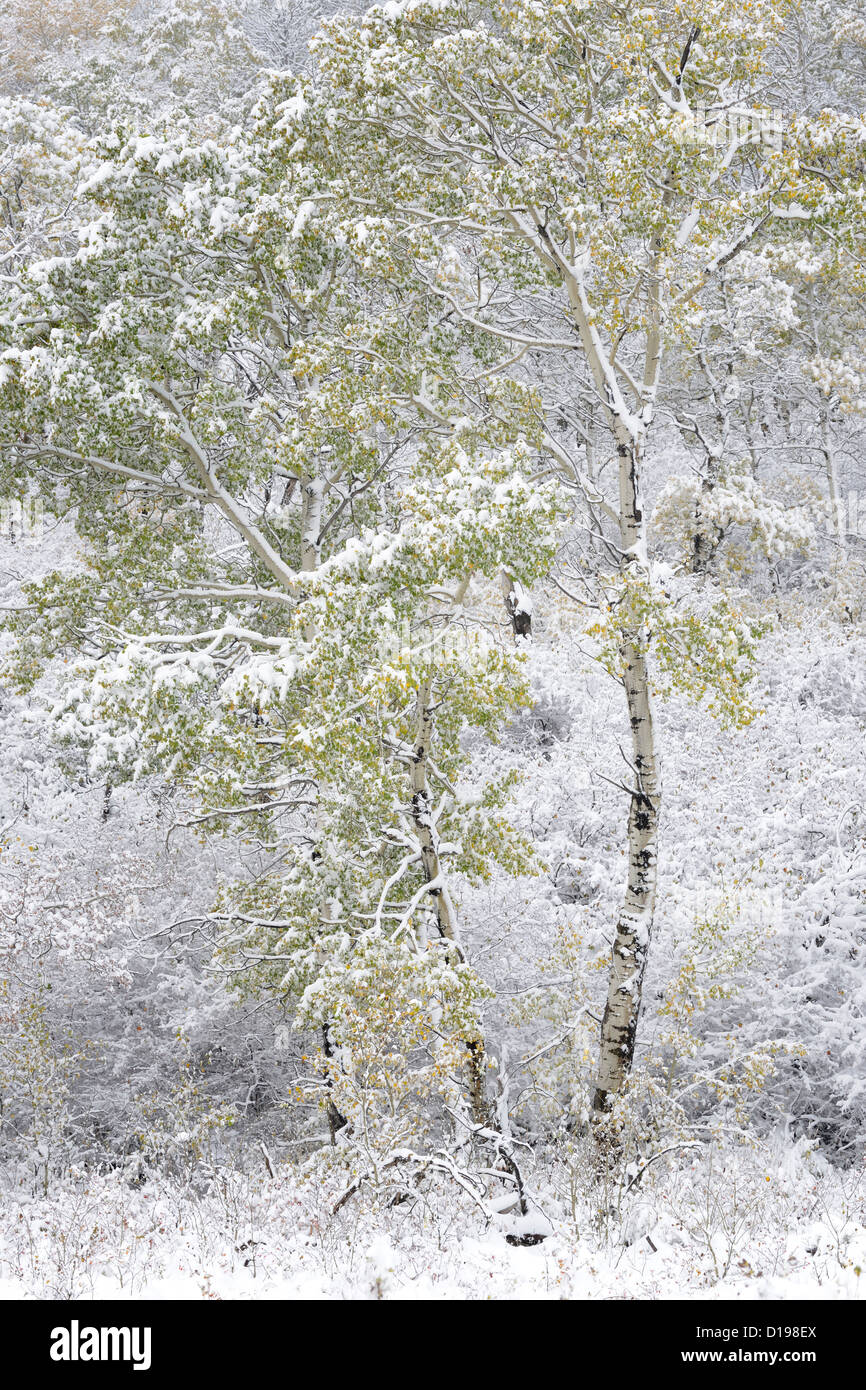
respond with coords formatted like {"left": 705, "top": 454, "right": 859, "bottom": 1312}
{"left": 303, "top": 0, "right": 864, "bottom": 1119}
{"left": 0, "top": 102, "right": 562, "bottom": 1147}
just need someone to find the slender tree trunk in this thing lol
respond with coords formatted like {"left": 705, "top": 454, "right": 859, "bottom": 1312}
{"left": 300, "top": 474, "right": 324, "bottom": 573}
{"left": 819, "top": 401, "right": 845, "bottom": 561}
{"left": 592, "top": 638, "right": 661, "bottom": 1111}
{"left": 301, "top": 470, "right": 346, "bottom": 1137}
{"left": 806, "top": 286, "right": 846, "bottom": 564}
{"left": 692, "top": 454, "right": 721, "bottom": 573}
{"left": 592, "top": 439, "right": 662, "bottom": 1115}
{"left": 410, "top": 677, "right": 488, "bottom": 1126}
{"left": 300, "top": 473, "right": 324, "bottom": 641}
{"left": 520, "top": 217, "right": 667, "bottom": 1125}
{"left": 410, "top": 681, "right": 458, "bottom": 940}
{"left": 321, "top": 1022, "right": 348, "bottom": 1143}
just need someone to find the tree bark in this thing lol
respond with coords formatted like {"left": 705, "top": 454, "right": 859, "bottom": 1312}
{"left": 692, "top": 455, "right": 721, "bottom": 573}
{"left": 300, "top": 474, "right": 324, "bottom": 574}
{"left": 511, "top": 199, "right": 669, "bottom": 1125}
{"left": 591, "top": 636, "right": 660, "bottom": 1111}
{"left": 300, "top": 473, "right": 324, "bottom": 641}
{"left": 592, "top": 439, "right": 662, "bottom": 1116}
{"left": 322, "top": 1022, "right": 348, "bottom": 1143}
{"left": 818, "top": 400, "right": 845, "bottom": 560}
{"left": 500, "top": 570, "right": 532, "bottom": 637}
{"left": 807, "top": 283, "right": 846, "bottom": 564}
{"left": 301, "top": 470, "right": 346, "bottom": 1137}
{"left": 410, "top": 676, "right": 488, "bottom": 1126}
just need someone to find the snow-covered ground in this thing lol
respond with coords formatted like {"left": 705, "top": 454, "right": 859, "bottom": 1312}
{"left": 0, "top": 1134, "right": 862, "bottom": 1300}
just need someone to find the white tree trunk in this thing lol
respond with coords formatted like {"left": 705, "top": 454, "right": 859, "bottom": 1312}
{"left": 507, "top": 210, "right": 668, "bottom": 1124}
{"left": 592, "top": 637, "right": 661, "bottom": 1111}
{"left": 692, "top": 454, "right": 721, "bottom": 573}
{"left": 300, "top": 473, "right": 324, "bottom": 641}
{"left": 819, "top": 403, "right": 846, "bottom": 561}
{"left": 807, "top": 287, "right": 846, "bottom": 563}
{"left": 301, "top": 474, "right": 325, "bottom": 574}
{"left": 594, "top": 439, "right": 662, "bottom": 1114}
